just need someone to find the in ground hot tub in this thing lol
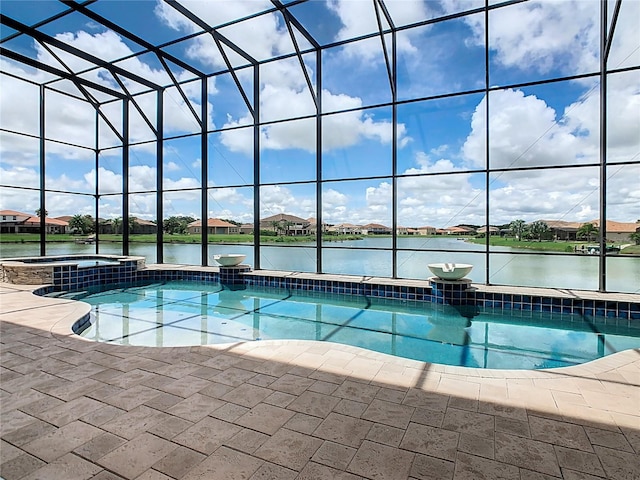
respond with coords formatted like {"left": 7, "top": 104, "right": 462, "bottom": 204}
{"left": 0, "top": 254, "right": 145, "bottom": 289}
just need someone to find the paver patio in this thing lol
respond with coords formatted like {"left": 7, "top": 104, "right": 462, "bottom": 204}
{"left": 1, "top": 283, "right": 639, "bottom": 479}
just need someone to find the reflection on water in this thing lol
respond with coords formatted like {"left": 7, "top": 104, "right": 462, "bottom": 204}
{"left": 426, "top": 304, "right": 479, "bottom": 346}
{"left": 213, "top": 290, "right": 249, "bottom": 313}
{"left": 2, "top": 237, "right": 638, "bottom": 292}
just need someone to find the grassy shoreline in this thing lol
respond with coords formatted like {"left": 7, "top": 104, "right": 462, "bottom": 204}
{"left": 465, "top": 236, "right": 640, "bottom": 254}
{"left": 2, "top": 233, "right": 638, "bottom": 254}
{"left": 0, "top": 233, "right": 362, "bottom": 244}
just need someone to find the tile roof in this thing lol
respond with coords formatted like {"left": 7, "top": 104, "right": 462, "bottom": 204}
{"left": 188, "top": 218, "right": 237, "bottom": 227}
{"left": 0, "top": 209, "right": 31, "bottom": 216}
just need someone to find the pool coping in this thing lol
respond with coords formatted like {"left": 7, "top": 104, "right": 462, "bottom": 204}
{"left": 1, "top": 279, "right": 637, "bottom": 380}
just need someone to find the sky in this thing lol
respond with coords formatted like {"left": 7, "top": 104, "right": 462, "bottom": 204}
{"left": 0, "top": 0, "right": 639, "bottom": 229}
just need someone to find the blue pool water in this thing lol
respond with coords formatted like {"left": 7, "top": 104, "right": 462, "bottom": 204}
{"left": 16, "top": 256, "right": 121, "bottom": 268}
{"left": 69, "top": 281, "right": 640, "bottom": 369}
{"left": 76, "top": 259, "right": 121, "bottom": 268}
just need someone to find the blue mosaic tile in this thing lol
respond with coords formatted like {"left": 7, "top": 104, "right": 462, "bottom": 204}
{"left": 35, "top": 263, "right": 639, "bottom": 321}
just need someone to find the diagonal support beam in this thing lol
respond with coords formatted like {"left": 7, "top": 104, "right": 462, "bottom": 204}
{"left": 273, "top": 0, "right": 317, "bottom": 109}
{"left": 210, "top": 33, "right": 254, "bottom": 117}
{"left": 111, "top": 72, "right": 158, "bottom": 135}
{"left": 271, "top": 0, "right": 320, "bottom": 49}
{"left": 156, "top": 55, "right": 202, "bottom": 126}
{"left": 60, "top": 0, "right": 205, "bottom": 79}
{"left": 373, "top": 0, "right": 395, "bottom": 97}
{"left": 0, "top": 0, "right": 93, "bottom": 44}
{"left": 164, "top": 0, "right": 257, "bottom": 65}
{"left": 37, "top": 40, "right": 124, "bottom": 141}
{"left": 0, "top": 47, "right": 126, "bottom": 99}
{"left": 604, "top": 0, "right": 622, "bottom": 63}
{"left": 0, "top": 14, "right": 161, "bottom": 91}
{"left": 163, "top": 0, "right": 256, "bottom": 117}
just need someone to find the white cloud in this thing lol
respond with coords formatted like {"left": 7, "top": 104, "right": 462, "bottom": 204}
{"left": 455, "top": 86, "right": 639, "bottom": 223}
{"left": 220, "top": 88, "right": 408, "bottom": 154}
{"left": 397, "top": 154, "right": 485, "bottom": 227}
{"left": 0, "top": 167, "right": 96, "bottom": 217}
{"left": 0, "top": 74, "right": 40, "bottom": 137}
{"left": 488, "top": 170, "right": 599, "bottom": 222}
{"left": 328, "top": 0, "right": 427, "bottom": 61}
{"left": 0, "top": 131, "right": 40, "bottom": 167}
{"left": 366, "top": 182, "right": 391, "bottom": 208}
{"left": 165, "top": 161, "right": 180, "bottom": 172}
{"left": 323, "top": 188, "right": 348, "bottom": 209}
{"left": 260, "top": 185, "right": 296, "bottom": 216}
{"left": 463, "top": 89, "right": 596, "bottom": 169}
{"left": 322, "top": 189, "right": 349, "bottom": 224}
{"left": 563, "top": 74, "right": 640, "bottom": 162}
{"left": 209, "top": 187, "right": 251, "bottom": 205}
{"left": 84, "top": 167, "right": 120, "bottom": 194}
{"left": 82, "top": 165, "right": 200, "bottom": 196}
{"left": 0, "top": 165, "right": 39, "bottom": 189}
{"left": 455, "top": 0, "right": 600, "bottom": 75}
{"left": 259, "top": 58, "right": 313, "bottom": 93}
{"left": 129, "top": 194, "right": 157, "bottom": 220}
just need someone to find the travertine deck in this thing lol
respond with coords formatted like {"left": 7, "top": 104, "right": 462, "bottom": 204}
{"left": 1, "top": 283, "right": 639, "bottom": 480}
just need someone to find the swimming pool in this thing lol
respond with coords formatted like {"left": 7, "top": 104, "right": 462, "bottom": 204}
{"left": 68, "top": 281, "right": 640, "bottom": 369}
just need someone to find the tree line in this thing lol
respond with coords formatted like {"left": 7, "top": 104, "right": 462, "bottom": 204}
{"left": 508, "top": 219, "right": 639, "bottom": 244}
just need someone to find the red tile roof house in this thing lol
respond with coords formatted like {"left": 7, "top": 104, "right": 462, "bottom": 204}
{"left": 131, "top": 218, "right": 158, "bottom": 235}
{"left": 0, "top": 209, "right": 32, "bottom": 233}
{"left": 416, "top": 225, "right": 437, "bottom": 235}
{"left": 542, "top": 219, "right": 640, "bottom": 243}
{"left": 329, "top": 223, "right": 363, "bottom": 235}
{"left": 187, "top": 218, "right": 239, "bottom": 235}
{"left": 443, "top": 226, "right": 475, "bottom": 235}
{"left": 589, "top": 219, "right": 640, "bottom": 243}
{"left": 361, "top": 223, "right": 392, "bottom": 235}
{"left": 476, "top": 226, "right": 500, "bottom": 236}
{"left": 0, "top": 210, "right": 68, "bottom": 234}
{"left": 260, "top": 214, "right": 312, "bottom": 236}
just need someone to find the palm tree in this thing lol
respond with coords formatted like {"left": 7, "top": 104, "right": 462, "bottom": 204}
{"left": 529, "top": 220, "right": 549, "bottom": 242}
{"left": 112, "top": 217, "right": 122, "bottom": 235}
{"left": 577, "top": 223, "right": 598, "bottom": 242}
{"left": 270, "top": 220, "right": 281, "bottom": 236}
{"left": 69, "top": 214, "right": 88, "bottom": 234}
{"left": 509, "top": 219, "right": 526, "bottom": 241}
{"left": 282, "top": 220, "right": 294, "bottom": 236}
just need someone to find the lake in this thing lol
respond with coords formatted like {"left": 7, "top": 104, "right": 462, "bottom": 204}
{"left": 1, "top": 237, "right": 638, "bottom": 293}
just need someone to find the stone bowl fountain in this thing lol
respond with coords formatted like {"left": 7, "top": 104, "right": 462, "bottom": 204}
{"left": 213, "top": 254, "right": 246, "bottom": 267}
{"left": 428, "top": 263, "right": 473, "bottom": 280}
